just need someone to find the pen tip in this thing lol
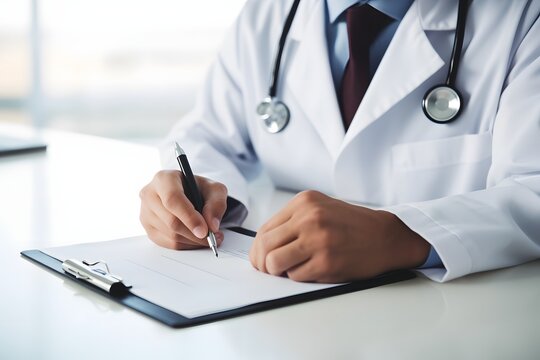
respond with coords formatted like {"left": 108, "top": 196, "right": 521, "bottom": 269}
{"left": 174, "top": 142, "right": 185, "bottom": 157}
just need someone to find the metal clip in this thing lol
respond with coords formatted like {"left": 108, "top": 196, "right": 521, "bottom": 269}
{"left": 62, "top": 259, "right": 130, "bottom": 295}
{"left": 82, "top": 260, "right": 124, "bottom": 282}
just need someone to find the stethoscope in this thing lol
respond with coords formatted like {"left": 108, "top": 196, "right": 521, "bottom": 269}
{"left": 257, "top": 0, "right": 469, "bottom": 133}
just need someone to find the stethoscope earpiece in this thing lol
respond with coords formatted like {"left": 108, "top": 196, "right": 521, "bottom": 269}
{"left": 422, "top": 85, "right": 462, "bottom": 123}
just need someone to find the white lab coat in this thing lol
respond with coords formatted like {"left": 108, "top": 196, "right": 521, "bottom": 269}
{"left": 161, "top": 0, "right": 540, "bottom": 282}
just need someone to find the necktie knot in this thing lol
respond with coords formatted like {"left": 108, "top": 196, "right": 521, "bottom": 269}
{"left": 348, "top": 6, "right": 391, "bottom": 35}
{"left": 345, "top": 5, "right": 392, "bottom": 53}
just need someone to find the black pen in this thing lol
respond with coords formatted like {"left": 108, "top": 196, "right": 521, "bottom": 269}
{"left": 175, "top": 142, "right": 218, "bottom": 257}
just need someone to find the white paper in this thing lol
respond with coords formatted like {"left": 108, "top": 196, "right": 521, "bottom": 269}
{"left": 43, "top": 230, "right": 339, "bottom": 318}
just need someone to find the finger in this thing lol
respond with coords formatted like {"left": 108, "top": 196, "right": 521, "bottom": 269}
{"left": 154, "top": 210, "right": 224, "bottom": 248}
{"left": 258, "top": 204, "right": 294, "bottom": 236}
{"left": 258, "top": 191, "right": 315, "bottom": 234}
{"left": 260, "top": 221, "right": 298, "bottom": 254}
{"left": 265, "top": 240, "right": 311, "bottom": 276}
{"left": 214, "top": 231, "right": 225, "bottom": 247}
{"left": 141, "top": 204, "right": 206, "bottom": 247}
{"left": 144, "top": 205, "right": 225, "bottom": 250}
{"left": 285, "top": 258, "right": 322, "bottom": 283}
{"left": 145, "top": 224, "right": 204, "bottom": 251}
{"left": 154, "top": 171, "right": 208, "bottom": 239}
{"left": 198, "top": 178, "right": 228, "bottom": 233}
{"left": 153, "top": 212, "right": 225, "bottom": 248}
{"left": 251, "top": 222, "right": 296, "bottom": 273}
{"left": 145, "top": 190, "right": 208, "bottom": 246}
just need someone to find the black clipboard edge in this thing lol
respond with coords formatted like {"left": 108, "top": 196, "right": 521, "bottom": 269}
{"left": 21, "top": 237, "right": 416, "bottom": 329}
{"left": 21, "top": 249, "right": 185, "bottom": 328}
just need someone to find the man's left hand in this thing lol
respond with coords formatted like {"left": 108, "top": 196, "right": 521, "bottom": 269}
{"left": 249, "top": 190, "right": 430, "bottom": 283}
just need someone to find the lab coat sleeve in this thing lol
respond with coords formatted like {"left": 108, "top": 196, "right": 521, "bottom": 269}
{"left": 387, "top": 13, "right": 540, "bottom": 282}
{"left": 159, "top": 3, "right": 260, "bottom": 216}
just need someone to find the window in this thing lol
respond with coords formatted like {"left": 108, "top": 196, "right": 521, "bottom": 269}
{"left": 0, "top": 0, "right": 246, "bottom": 141}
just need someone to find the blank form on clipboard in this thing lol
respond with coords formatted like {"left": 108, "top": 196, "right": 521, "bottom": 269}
{"left": 42, "top": 229, "right": 340, "bottom": 318}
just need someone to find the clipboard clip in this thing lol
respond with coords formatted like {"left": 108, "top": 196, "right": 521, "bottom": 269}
{"left": 62, "top": 259, "right": 131, "bottom": 296}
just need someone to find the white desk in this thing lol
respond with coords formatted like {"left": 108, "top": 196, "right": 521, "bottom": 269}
{"left": 1, "top": 126, "right": 539, "bottom": 359}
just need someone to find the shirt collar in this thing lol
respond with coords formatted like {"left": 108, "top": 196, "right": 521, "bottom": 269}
{"left": 326, "top": 0, "right": 414, "bottom": 24}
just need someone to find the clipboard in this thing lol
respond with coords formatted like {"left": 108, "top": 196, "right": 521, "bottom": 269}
{"left": 0, "top": 134, "right": 47, "bottom": 156}
{"left": 21, "top": 227, "right": 416, "bottom": 328}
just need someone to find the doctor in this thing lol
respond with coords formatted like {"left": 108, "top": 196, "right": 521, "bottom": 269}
{"left": 139, "top": 0, "right": 540, "bottom": 282}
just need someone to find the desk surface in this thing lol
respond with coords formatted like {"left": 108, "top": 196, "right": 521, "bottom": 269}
{"left": 1, "top": 125, "right": 539, "bottom": 360}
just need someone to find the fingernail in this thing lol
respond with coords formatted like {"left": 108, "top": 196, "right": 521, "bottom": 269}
{"left": 193, "top": 226, "right": 206, "bottom": 239}
{"left": 212, "top": 218, "right": 220, "bottom": 231}
{"left": 216, "top": 231, "right": 224, "bottom": 242}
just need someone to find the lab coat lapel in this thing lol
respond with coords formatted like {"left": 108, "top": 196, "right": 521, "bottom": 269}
{"left": 341, "top": 0, "right": 458, "bottom": 149}
{"left": 285, "top": 0, "right": 345, "bottom": 160}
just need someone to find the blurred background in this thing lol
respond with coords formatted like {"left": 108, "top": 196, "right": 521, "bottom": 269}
{"left": 0, "top": 0, "right": 246, "bottom": 143}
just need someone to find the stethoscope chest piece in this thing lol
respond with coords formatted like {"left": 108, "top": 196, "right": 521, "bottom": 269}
{"left": 422, "top": 85, "right": 462, "bottom": 123}
{"left": 257, "top": 97, "right": 290, "bottom": 133}
{"left": 421, "top": 0, "right": 468, "bottom": 124}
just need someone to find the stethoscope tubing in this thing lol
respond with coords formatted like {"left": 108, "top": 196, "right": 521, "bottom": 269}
{"left": 447, "top": 0, "right": 468, "bottom": 87}
{"left": 269, "top": 0, "right": 301, "bottom": 98}
{"left": 261, "top": 0, "right": 470, "bottom": 130}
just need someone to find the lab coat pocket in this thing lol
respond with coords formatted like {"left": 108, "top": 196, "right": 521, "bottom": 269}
{"left": 391, "top": 132, "right": 493, "bottom": 203}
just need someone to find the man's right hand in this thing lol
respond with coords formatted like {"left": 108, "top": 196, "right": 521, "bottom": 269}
{"left": 139, "top": 170, "right": 228, "bottom": 250}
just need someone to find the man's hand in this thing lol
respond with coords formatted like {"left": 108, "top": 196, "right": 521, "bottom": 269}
{"left": 139, "top": 170, "right": 228, "bottom": 250}
{"left": 249, "top": 190, "right": 430, "bottom": 283}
